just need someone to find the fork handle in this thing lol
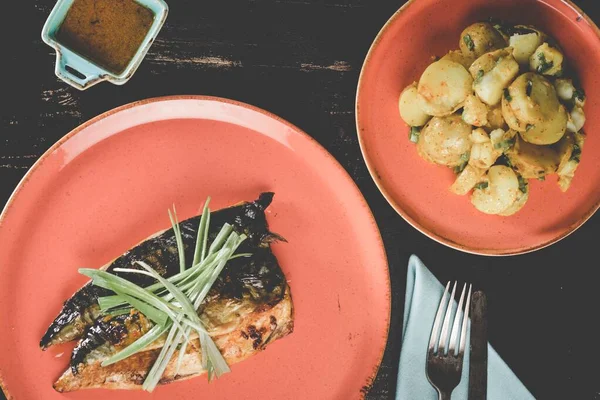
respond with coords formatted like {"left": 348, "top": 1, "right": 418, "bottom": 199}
{"left": 438, "top": 391, "right": 451, "bottom": 400}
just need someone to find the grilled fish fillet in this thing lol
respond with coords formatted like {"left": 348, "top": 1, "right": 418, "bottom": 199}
{"left": 54, "top": 287, "right": 293, "bottom": 392}
{"left": 42, "top": 193, "right": 294, "bottom": 391}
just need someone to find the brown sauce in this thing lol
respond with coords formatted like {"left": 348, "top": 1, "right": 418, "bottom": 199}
{"left": 56, "top": 0, "right": 155, "bottom": 74}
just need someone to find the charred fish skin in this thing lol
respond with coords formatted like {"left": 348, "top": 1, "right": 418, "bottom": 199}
{"left": 69, "top": 246, "right": 288, "bottom": 373}
{"left": 40, "top": 193, "right": 280, "bottom": 350}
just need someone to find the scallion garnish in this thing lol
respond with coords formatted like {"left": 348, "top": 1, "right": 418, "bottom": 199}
{"left": 503, "top": 88, "right": 512, "bottom": 102}
{"left": 536, "top": 53, "right": 554, "bottom": 74}
{"left": 518, "top": 175, "right": 528, "bottom": 193}
{"left": 409, "top": 126, "right": 421, "bottom": 143}
{"left": 81, "top": 198, "right": 247, "bottom": 392}
{"left": 463, "top": 34, "right": 475, "bottom": 51}
{"left": 570, "top": 144, "right": 582, "bottom": 163}
{"left": 526, "top": 80, "right": 533, "bottom": 97}
{"left": 474, "top": 182, "right": 488, "bottom": 190}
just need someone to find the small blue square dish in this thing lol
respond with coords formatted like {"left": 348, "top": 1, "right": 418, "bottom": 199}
{"left": 41, "top": 0, "right": 168, "bottom": 90}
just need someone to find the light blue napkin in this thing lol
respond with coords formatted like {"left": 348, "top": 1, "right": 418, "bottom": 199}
{"left": 396, "top": 255, "right": 535, "bottom": 400}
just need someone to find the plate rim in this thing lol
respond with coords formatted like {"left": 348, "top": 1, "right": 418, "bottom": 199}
{"left": 0, "top": 95, "right": 391, "bottom": 399}
{"left": 355, "top": 0, "right": 600, "bottom": 257}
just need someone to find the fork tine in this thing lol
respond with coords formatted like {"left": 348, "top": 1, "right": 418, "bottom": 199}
{"left": 428, "top": 281, "right": 451, "bottom": 353}
{"left": 458, "top": 284, "right": 473, "bottom": 355}
{"left": 449, "top": 283, "right": 467, "bottom": 355}
{"left": 437, "top": 281, "right": 457, "bottom": 355}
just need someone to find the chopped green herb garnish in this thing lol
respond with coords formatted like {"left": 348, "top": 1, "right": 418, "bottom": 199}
{"left": 453, "top": 153, "right": 470, "bottom": 174}
{"left": 526, "top": 80, "right": 533, "bottom": 97}
{"left": 463, "top": 34, "right": 475, "bottom": 51}
{"left": 475, "top": 69, "right": 484, "bottom": 83}
{"left": 570, "top": 144, "right": 582, "bottom": 163}
{"left": 574, "top": 88, "right": 586, "bottom": 103}
{"left": 409, "top": 126, "right": 421, "bottom": 143}
{"left": 474, "top": 182, "right": 489, "bottom": 190}
{"left": 536, "top": 53, "right": 554, "bottom": 74}
{"left": 526, "top": 124, "right": 534, "bottom": 131}
{"left": 504, "top": 88, "right": 512, "bottom": 102}
{"left": 518, "top": 175, "right": 528, "bottom": 193}
{"left": 537, "top": 175, "right": 546, "bottom": 181}
{"left": 494, "top": 136, "right": 516, "bottom": 151}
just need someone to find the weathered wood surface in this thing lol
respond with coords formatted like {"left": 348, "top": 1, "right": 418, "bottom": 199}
{"left": 2, "top": 0, "right": 600, "bottom": 398}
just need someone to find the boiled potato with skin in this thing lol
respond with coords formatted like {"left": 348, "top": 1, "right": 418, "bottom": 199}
{"left": 462, "top": 95, "right": 489, "bottom": 127}
{"left": 508, "top": 73, "right": 560, "bottom": 124}
{"left": 470, "top": 128, "right": 490, "bottom": 144}
{"left": 554, "top": 78, "right": 575, "bottom": 102}
{"left": 441, "top": 50, "right": 476, "bottom": 69}
{"left": 451, "top": 164, "right": 486, "bottom": 195}
{"left": 519, "top": 104, "right": 567, "bottom": 145}
{"left": 460, "top": 23, "right": 507, "bottom": 58}
{"left": 498, "top": 181, "right": 529, "bottom": 216}
{"left": 505, "top": 135, "right": 559, "bottom": 179}
{"left": 509, "top": 25, "right": 544, "bottom": 65}
{"left": 399, "top": 83, "right": 431, "bottom": 127}
{"left": 417, "top": 115, "right": 472, "bottom": 167}
{"left": 471, "top": 165, "right": 520, "bottom": 215}
{"left": 470, "top": 48, "right": 519, "bottom": 106}
{"left": 489, "top": 128, "right": 516, "bottom": 152}
{"left": 556, "top": 132, "right": 584, "bottom": 192}
{"left": 469, "top": 141, "right": 500, "bottom": 169}
{"left": 502, "top": 94, "right": 529, "bottom": 132}
{"left": 566, "top": 107, "right": 585, "bottom": 133}
{"left": 530, "top": 43, "right": 564, "bottom": 76}
{"left": 486, "top": 105, "right": 507, "bottom": 130}
{"left": 417, "top": 59, "right": 473, "bottom": 116}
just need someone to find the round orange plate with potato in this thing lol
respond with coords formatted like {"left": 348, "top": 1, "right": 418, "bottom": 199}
{"left": 356, "top": 0, "right": 600, "bottom": 255}
{"left": 0, "top": 96, "right": 390, "bottom": 399}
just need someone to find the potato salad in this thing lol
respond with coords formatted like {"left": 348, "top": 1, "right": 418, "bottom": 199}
{"left": 399, "top": 21, "right": 586, "bottom": 216}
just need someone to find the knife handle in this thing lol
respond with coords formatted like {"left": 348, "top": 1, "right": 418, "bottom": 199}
{"left": 468, "top": 291, "right": 488, "bottom": 400}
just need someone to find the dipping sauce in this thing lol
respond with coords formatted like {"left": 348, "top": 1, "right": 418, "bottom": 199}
{"left": 56, "top": 0, "right": 155, "bottom": 74}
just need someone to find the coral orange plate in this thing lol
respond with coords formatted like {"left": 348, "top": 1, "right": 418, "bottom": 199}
{"left": 0, "top": 97, "right": 390, "bottom": 399}
{"left": 356, "top": 0, "right": 600, "bottom": 255}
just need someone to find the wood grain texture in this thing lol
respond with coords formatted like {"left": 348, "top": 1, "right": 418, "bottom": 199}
{"left": 2, "top": 0, "right": 600, "bottom": 399}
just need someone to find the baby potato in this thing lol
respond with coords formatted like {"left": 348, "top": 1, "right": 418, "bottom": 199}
{"left": 489, "top": 128, "right": 516, "bottom": 152}
{"left": 441, "top": 50, "right": 476, "bottom": 69}
{"left": 486, "top": 105, "right": 507, "bottom": 130}
{"left": 554, "top": 78, "right": 575, "bottom": 102}
{"left": 417, "top": 59, "right": 473, "bottom": 116}
{"left": 566, "top": 106, "right": 585, "bottom": 133}
{"left": 556, "top": 132, "right": 584, "bottom": 192}
{"left": 417, "top": 115, "right": 472, "bottom": 167}
{"left": 509, "top": 25, "right": 544, "bottom": 64}
{"left": 460, "top": 23, "right": 507, "bottom": 58}
{"left": 508, "top": 73, "right": 560, "bottom": 125}
{"left": 470, "top": 48, "right": 519, "bottom": 106}
{"left": 462, "top": 95, "right": 489, "bottom": 126}
{"left": 505, "top": 135, "right": 560, "bottom": 178}
{"left": 471, "top": 165, "right": 520, "bottom": 215}
{"left": 451, "top": 164, "right": 486, "bottom": 195}
{"left": 470, "top": 127, "right": 490, "bottom": 144}
{"left": 502, "top": 94, "right": 528, "bottom": 132}
{"left": 530, "top": 43, "right": 564, "bottom": 76}
{"left": 399, "top": 83, "right": 431, "bottom": 127}
{"left": 519, "top": 104, "right": 567, "bottom": 145}
{"left": 498, "top": 180, "right": 529, "bottom": 216}
{"left": 469, "top": 141, "right": 500, "bottom": 169}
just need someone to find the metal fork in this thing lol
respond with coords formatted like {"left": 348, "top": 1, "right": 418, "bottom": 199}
{"left": 426, "top": 282, "right": 472, "bottom": 400}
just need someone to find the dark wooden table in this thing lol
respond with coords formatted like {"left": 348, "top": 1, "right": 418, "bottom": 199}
{"left": 3, "top": 1, "right": 600, "bottom": 399}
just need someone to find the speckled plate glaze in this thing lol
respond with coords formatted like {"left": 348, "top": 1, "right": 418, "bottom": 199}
{"left": 356, "top": 0, "right": 600, "bottom": 256}
{"left": 0, "top": 96, "right": 390, "bottom": 399}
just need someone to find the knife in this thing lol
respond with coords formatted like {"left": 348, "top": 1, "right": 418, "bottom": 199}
{"left": 468, "top": 290, "right": 488, "bottom": 400}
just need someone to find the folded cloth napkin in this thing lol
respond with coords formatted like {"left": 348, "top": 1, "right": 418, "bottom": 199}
{"left": 396, "top": 255, "right": 535, "bottom": 400}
